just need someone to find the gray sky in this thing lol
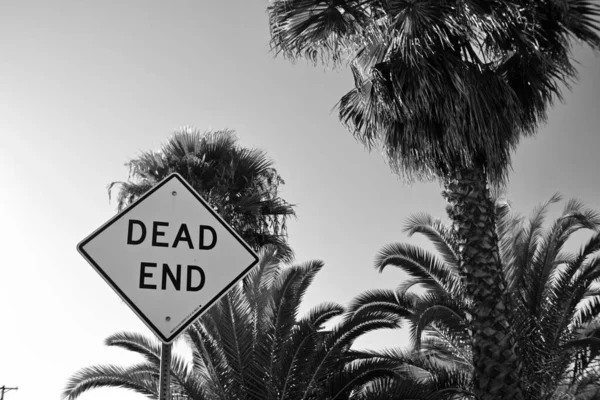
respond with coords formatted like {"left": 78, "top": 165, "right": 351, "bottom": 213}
{"left": 1, "top": 2, "right": 599, "bottom": 400}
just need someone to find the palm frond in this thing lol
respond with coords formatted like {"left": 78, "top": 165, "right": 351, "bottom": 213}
{"left": 299, "top": 301, "right": 345, "bottom": 329}
{"left": 530, "top": 204, "right": 600, "bottom": 320}
{"left": 397, "top": 278, "right": 427, "bottom": 295}
{"left": 214, "top": 289, "right": 256, "bottom": 396}
{"left": 296, "top": 313, "right": 400, "bottom": 399}
{"left": 324, "top": 355, "right": 425, "bottom": 400}
{"left": 420, "top": 332, "right": 473, "bottom": 370}
{"left": 403, "top": 212, "right": 459, "bottom": 268}
{"left": 268, "top": 0, "right": 372, "bottom": 65}
{"left": 269, "top": 260, "right": 324, "bottom": 352}
{"left": 375, "top": 242, "right": 462, "bottom": 296}
{"left": 351, "top": 371, "right": 472, "bottom": 400}
{"left": 185, "top": 322, "right": 233, "bottom": 399}
{"left": 561, "top": 233, "right": 600, "bottom": 290}
{"left": 104, "top": 331, "right": 161, "bottom": 364}
{"left": 561, "top": 0, "right": 600, "bottom": 50}
{"left": 513, "top": 193, "right": 562, "bottom": 312}
{"left": 243, "top": 245, "right": 282, "bottom": 295}
{"left": 345, "top": 288, "right": 413, "bottom": 323}
{"left": 573, "top": 294, "right": 600, "bottom": 327}
{"left": 410, "top": 294, "right": 467, "bottom": 350}
{"left": 274, "top": 320, "right": 324, "bottom": 400}
{"left": 62, "top": 364, "right": 158, "bottom": 400}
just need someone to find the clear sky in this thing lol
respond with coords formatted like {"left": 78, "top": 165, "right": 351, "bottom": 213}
{"left": 1, "top": 2, "right": 599, "bottom": 400}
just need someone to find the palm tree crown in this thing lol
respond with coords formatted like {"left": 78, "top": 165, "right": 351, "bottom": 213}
{"left": 268, "top": 0, "right": 600, "bottom": 184}
{"left": 109, "top": 127, "right": 296, "bottom": 259}
{"left": 349, "top": 194, "right": 600, "bottom": 399}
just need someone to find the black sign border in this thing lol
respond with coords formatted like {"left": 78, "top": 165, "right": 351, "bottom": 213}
{"left": 77, "top": 173, "right": 260, "bottom": 343}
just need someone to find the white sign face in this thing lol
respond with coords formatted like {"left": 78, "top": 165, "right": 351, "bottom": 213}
{"left": 77, "top": 173, "right": 259, "bottom": 343}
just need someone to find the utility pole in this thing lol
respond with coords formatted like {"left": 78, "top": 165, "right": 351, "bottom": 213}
{"left": 0, "top": 386, "right": 18, "bottom": 400}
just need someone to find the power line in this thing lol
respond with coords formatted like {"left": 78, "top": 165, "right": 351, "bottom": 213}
{"left": 0, "top": 386, "right": 17, "bottom": 400}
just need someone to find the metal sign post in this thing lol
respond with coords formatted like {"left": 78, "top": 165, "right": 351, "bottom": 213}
{"left": 159, "top": 343, "right": 172, "bottom": 400}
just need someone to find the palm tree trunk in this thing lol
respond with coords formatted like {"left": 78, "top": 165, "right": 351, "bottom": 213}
{"left": 442, "top": 166, "right": 524, "bottom": 400}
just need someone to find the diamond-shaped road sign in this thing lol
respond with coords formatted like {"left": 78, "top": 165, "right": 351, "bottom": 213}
{"left": 77, "top": 173, "right": 259, "bottom": 343}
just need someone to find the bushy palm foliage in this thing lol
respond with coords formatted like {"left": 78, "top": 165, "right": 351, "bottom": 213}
{"left": 348, "top": 195, "right": 600, "bottom": 399}
{"left": 63, "top": 246, "right": 415, "bottom": 400}
{"left": 268, "top": 0, "right": 599, "bottom": 183}
{"left": 108, "top": 127, "right": 296, "bottom": 259}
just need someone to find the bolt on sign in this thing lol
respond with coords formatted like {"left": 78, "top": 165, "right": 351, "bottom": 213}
{"left": 77, "top": 173, "right": 259, "bottom": 343}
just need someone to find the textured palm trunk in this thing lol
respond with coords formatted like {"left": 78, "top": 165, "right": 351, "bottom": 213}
{"left": 442, "top": 166, "right": 524, "bottom": 400}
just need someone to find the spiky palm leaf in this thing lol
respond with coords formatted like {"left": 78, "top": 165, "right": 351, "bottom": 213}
{"left": 108, "top": 127, "right": 296, "bottom": 260}
{"left": 62, "top": 364, "right": 160, "bottom": 400}
{"left": 376, "top": 242, "right": 463, "bottom": 297}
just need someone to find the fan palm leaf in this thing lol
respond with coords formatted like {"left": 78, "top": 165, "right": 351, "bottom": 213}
{"left": 108, "top": 127, "right": 296, "bottom": 260}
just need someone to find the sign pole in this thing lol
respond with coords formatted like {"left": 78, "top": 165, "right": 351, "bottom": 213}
{"left": 159, "top": 342, "right": 172, "bottom": 400}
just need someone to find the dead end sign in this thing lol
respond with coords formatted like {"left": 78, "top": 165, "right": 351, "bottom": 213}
{"left": 77, "top": 173, "right": 259, "bottom": 343}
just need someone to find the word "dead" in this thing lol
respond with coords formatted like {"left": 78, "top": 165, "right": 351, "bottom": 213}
{"left": 127, "top": 220, "right": 217, "bottom": 250}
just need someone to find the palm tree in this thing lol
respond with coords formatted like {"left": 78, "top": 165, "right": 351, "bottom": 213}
{"left": 108, "top": 127, "right": 296, "bottom": 260}
{"left": 63, "top": 246, "right": 411, "bottom": 400}
{"left": 346, "top": 194, "right": 600, "bottom": 399}
{"left": 266, "top": 1, "right": 600, "bottom": 398}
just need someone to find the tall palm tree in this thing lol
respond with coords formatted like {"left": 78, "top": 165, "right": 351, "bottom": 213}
{"left": 347, "top": 194, "right": 600, "bottom": 399}
{"left": 63, "top": 246, "right": 409, "bottom": 400}
{"left": 108, "top": 127, "right": 296, "bottom": 260}
{"left": 266, "top": 1, "right": 599, "bottom": 398}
